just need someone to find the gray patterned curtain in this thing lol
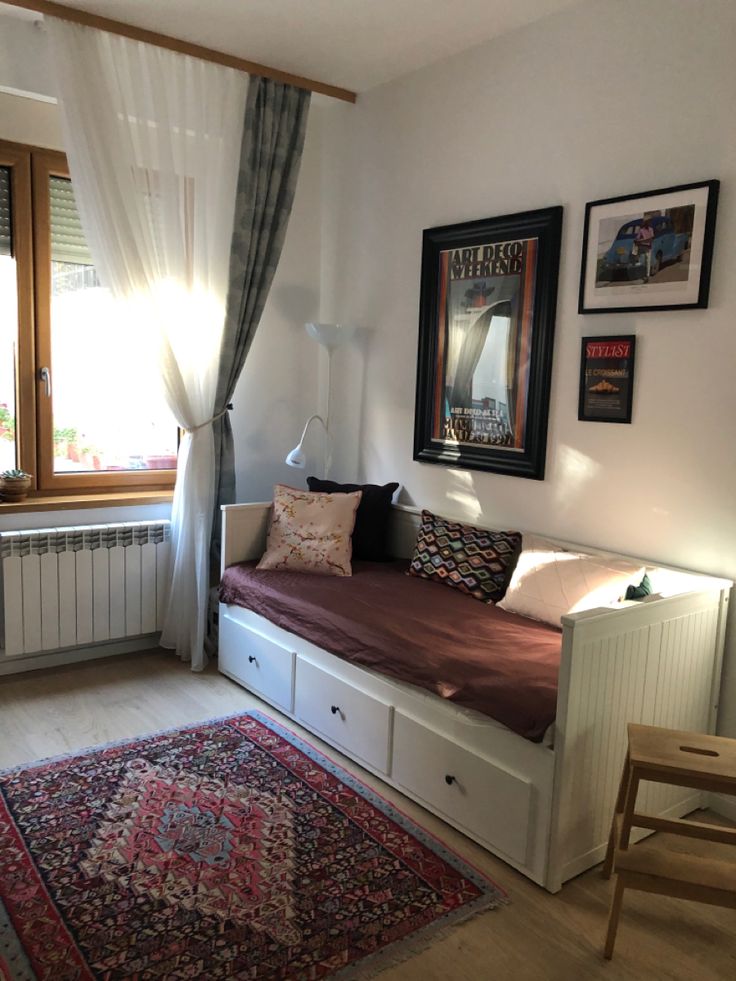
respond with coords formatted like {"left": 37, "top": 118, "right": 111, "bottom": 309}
{"left": 210, "top": 77, "right": 310, "bottom": 570}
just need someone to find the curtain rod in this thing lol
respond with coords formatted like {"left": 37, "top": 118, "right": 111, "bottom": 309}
{"left": 2, "top": 0, "right": 358, "bottom": 104}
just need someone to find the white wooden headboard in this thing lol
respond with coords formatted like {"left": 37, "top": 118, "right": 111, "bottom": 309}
{"left": 387, "top": 503, "right": 731, "bottom": 595}
{"left": 220, "top": 502, "right": 271, "bottom": 575}
{"left": 221, "top": 500, "right": 730, "bottom": 598}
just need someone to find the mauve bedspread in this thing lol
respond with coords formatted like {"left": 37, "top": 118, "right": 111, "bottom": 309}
{"left": 219, "top": 561, "right": 562, "bottom": 742}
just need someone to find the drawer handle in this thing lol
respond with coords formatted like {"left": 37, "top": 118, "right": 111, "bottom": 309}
{"left": 248, "top": 655, "right": 257, "bottom": 664}
{"left": 445, "top": 774, "right": 456, "bottom": 786}
{"left": 330, "top": 705, "right": 341, "bottom": 715}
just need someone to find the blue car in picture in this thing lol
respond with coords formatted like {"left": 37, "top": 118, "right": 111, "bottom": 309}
{"left": 599, "top": 214, "right": 690, "bottom": 282}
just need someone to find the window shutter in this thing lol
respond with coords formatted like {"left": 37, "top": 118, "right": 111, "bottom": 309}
{"left": 0, "top": 167, "right": 11, "bottom": 257}
{"left": 49, "top": 176, "right": 93, "bottom": 265}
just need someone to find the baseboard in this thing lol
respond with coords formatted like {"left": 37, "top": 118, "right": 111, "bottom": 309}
{"left": 0, "top": 635, "right": 160, "bottom": 676}
{"left": 709, "top": 792, "right": 736, "bottom": 823}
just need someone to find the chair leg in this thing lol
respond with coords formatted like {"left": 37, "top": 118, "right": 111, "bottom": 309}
{"left": 619, "top": 771, "right": 640, "bottom": 851}
{"left": 603, "top": 819, "right": 618, "bottom": 880}
{"left": 604, "top": 876, "right": 625, "bottom": 959}
{"left": 603, "top": 758, "right": 631, "bottom": 878}
{"left": 613, "top": 751, "right": 631, "bottom": 813}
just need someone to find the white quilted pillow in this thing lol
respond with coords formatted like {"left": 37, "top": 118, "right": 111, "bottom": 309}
{"left": 497, "top": 535, "right": 645, "bottom": 626}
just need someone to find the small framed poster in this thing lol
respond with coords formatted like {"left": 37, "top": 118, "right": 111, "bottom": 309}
{"left": 579, "top": 179, "right": 719, "bottom": 314}
{"left": 578, "top": 335, "right": 636, "bottom": 423}
{"left": 413, "top": 206, "right": 563, "bottom": 480}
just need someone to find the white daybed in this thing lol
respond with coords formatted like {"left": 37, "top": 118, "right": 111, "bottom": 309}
{"left": 218, "top": 501, "right": 731, "bottom": 892}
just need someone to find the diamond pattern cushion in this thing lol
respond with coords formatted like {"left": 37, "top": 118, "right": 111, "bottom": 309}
{"left": 497, "top": 535, "right": 646, "bottom": 626}
{"left": 407, "top": 510, "right": 521, "bottom": 604}
{"left": 257, "top": 484, "right": 362, "bottom": 577}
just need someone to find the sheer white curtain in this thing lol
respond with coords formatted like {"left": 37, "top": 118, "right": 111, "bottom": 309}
{"left": 47, "top": 19, "right": 249, "bottom": 669}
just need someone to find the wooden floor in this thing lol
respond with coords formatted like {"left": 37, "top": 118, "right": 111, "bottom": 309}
{"left": 1, "top": 649, "right": 734, "bottom": 980}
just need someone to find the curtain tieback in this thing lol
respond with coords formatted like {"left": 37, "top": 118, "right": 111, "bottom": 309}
{"left": 183, "top": 403, "right": 233, "bottom": 435}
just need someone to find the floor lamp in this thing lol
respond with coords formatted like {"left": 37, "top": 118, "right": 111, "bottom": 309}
{"left": 285, "top": 323, "right": 353, "bottom": 476}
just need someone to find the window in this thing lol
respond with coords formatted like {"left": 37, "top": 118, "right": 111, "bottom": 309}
{"left": 0, "top": 140, "right": 178, "bottom": 496}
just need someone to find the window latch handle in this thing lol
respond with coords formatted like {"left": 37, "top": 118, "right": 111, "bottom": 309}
{"left": 39, "top": 366, "right": 51, "bottom": 398}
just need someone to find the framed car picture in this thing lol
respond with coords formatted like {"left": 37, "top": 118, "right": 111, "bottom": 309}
{"left": 579, "top": 180, "right": 719, "bottom": 314}
{"left": 413, "top": 206, "right": 562, "bottom": 480}
{"left": 578, "top": 335, "right": 636, "bottom": 423}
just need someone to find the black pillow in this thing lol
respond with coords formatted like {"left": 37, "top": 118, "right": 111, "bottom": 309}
{"left": 307, "top": 477, "right": 399, "bottom": 561}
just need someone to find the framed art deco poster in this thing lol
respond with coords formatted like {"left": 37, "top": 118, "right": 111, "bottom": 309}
{"left": 413, "top": 206, "right": 562, "bottom": 480}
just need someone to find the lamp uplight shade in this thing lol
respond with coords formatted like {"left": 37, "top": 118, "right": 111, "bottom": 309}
{"left": 304, "top": 322, "right": 353, "bottom": 350}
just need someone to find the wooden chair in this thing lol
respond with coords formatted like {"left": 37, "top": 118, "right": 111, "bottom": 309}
{"left": 603, "top": 722, "right": 736, "bottom": 959}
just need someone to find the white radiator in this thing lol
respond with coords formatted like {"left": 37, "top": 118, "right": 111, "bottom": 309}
{"left": 0, "top": 521, "right": 171, "bottom": 657}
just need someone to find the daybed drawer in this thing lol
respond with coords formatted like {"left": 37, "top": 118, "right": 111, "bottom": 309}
{"left": 219, "top": 613, "right": 295, "bottom": 712}
{"left": 392, "top": 713, "right": 532, "bottom": 865}
{"left": 295, "top": 657, "right": 393, "bottom": 774}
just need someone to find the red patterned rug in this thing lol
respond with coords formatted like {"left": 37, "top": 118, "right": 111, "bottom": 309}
{"left": 0, "top": 710, "right": 507, "bottom": 979}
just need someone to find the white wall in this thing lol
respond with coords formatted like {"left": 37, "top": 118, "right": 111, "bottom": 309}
{"left": 0, "top": 13, "right": 55, "bottom": 102}
{"left": 0, "top": 90, "right": 62, "bottom": 147}
{"left": 326, "top": 0, "right": 736, "bottom": 734}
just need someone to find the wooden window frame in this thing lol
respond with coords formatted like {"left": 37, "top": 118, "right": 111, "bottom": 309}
{"left": 1, "top": 140, "right": 36, "bottom": 489}
{"left": 1, "top": 139, "right": 176, "bottom": 497}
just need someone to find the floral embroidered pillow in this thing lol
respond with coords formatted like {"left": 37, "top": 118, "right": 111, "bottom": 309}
{"left": 257, "top": 484, "right": 362, "bottom": 577}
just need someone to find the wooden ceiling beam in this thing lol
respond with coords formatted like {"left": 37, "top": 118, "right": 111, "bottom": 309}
{"left": 2, "top": 0, "right": 357, "bottom": 104}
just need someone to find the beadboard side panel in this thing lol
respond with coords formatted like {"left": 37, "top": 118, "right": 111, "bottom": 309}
{"left": 550, "top": 591, "right": 725, "bottom": 887}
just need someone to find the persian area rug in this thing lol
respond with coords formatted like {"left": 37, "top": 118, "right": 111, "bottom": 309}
{"left": 0, "top": 710, "right": 507, "bottom": 980}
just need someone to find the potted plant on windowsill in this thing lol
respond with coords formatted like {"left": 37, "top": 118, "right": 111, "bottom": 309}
{"left": 0, "top": 469, "right": 33, "bottom": 502}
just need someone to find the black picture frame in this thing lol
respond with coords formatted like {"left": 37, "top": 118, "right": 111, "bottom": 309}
{"left": 579, "top": 179, "right": 719, "bottom": 314}
{"left": 578, "top": 335, "right": 636, "bottom": 424}
{"left": 413, "top": 206, "right": 562, "bottom": 480}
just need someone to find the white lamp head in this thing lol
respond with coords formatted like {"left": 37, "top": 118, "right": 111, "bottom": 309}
{"left": 285, "top": 444, "right": 306, "bottom": 468}
{"left": 284, "top": 414, "right": 327, "bottom": 469}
